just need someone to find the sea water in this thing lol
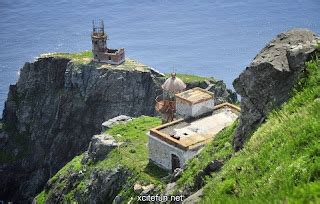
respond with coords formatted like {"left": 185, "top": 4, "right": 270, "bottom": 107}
{"left": 0, "top": 0, "right": 319, "bottom": 112}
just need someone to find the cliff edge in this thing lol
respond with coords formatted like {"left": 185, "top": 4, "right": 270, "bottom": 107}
{"left": 0, "top": 54, "right": 236, "bottom": 202}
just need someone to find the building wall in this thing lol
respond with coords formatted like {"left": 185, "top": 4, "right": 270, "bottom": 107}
{"left": 191, "top": 99, "right": 215, "bottom": 117}
{"left": 148, "top": 133, "right": 200, "bottom": 171}
{"left": 176, "top": 98, "right": 192, "bottom": 118}
{"left": 176, "top": 98, "right": 215, "bottom": 118}
{"left": 92, "top": 37, "right": 107, "bottom": 52}
{"left": 93, "top": 49, "right": 125, "bottom": 64}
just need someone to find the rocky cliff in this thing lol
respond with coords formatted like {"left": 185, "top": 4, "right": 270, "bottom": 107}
{"left": 0, "top": 55, "right": 236, "bottom": 202}
{"left": 233, "top": 29, "right": 319, "bottom": 151}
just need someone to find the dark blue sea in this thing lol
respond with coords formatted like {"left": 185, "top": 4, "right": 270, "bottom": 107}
{"left": 0, "top": 0, "right": 319, "bottom": 112}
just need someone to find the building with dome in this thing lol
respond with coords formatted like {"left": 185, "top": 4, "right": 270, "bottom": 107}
{"left": 149, "top": 75, "right": 240, "bottom": 171}
{"left": 155, "top": 73, "right": 186, "bottom": 123}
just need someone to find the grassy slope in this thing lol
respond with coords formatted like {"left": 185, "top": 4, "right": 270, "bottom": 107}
{"left": 176, "top": 121, "right": 238, "bottom": 188}
{"left": 41, "top": 51, "right": 93, "bottom": 64}
{"left": 190, "top": 53, "right": 320, "bottom": 203}
{"left": 163, "top": 73, "right": 215, "bottom": 83}
{"left": 35, "top": 116, "right": 166, "bottom": 203}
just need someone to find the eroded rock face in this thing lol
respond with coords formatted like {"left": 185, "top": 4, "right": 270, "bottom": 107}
{"left": 0, "top": 56, "right": 236, "bottom": 202}
{"left": 0, "top": 57, "right": 161, "bottom": 202}
{"left": 44, "top": 167, "right": 130, "bottom": 204}
{"left": 233, "top": 28, "right": 319, "bottom": 151}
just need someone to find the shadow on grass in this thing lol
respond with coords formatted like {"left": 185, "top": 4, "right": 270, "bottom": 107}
{"left": 144, "top": 161, "right": 169, "bottom": 180}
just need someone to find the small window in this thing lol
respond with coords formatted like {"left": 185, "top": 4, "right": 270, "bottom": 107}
{"left": 109, "top": 56, "right": 111, "bottom": 61}
{"left": 95, "top": 41, "right": 98, "bottom": 45}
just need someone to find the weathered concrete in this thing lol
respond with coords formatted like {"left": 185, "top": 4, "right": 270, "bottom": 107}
{"left": 148, "top": 133, "right": 199, "bottom": 171}
{"left": 148, "top": 105, "right": 239, "bottom": 171}
{"left": 176, "top": 88, "right": 215, "bottom": 119}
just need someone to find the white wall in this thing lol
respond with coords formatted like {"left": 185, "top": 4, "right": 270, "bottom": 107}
{"left": 176, "top": 98, "right": 215, "bottom": 119}
{"left": 191, "top": 99, "right": 215, "bottom": 117}
{"left": 148, "top": 133, "right": 200, "bottom": 171}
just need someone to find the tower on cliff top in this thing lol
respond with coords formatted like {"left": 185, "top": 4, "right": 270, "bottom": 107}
{"left": 91, "top": 20, "right": 125, "bottom": 64}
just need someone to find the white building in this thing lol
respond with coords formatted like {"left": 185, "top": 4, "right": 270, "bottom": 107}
{"left": 148, "top": 87, "right": 240, "bottom": 171}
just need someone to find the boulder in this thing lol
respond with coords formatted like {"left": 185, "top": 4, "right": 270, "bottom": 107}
{"left": 133, "top": 183, "right": 143, "bottom": 194}
{"left": 233, "top": 28, "right": 319, "bottom": 151}
{"left": 141, "top": 184, "right": 155, "bottom": 195}
{"left": 82, "top": 133, "right": 118, "bottom": 164}
{"left": 102, "top": 115, "right": 132, "bottom": 131}
{"left": 182, "top": 188, "right": 203, "bottom": 204}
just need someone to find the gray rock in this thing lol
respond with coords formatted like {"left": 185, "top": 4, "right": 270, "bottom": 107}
{"left": 82, "top": 133, "right": 118, "bottom": 164}
{"left": 164, "top": 182, "right": 177, "bottom": 195}
{"left": 187, "top": 80, "right": 238, "bottom": 105}
{"left": 0, "top": 57, "right": 161, "bottom": 202}
{"left": 102, "top": 115, "right": 132, "bottom": 131}
{"left": 133, "top": 183, "right": 143, "bottom": 194}
{"left": 182, "top": 188, "right": 203, "bottom": 204}
{"left": 44, "top": 167, "right": 130, "bottom": 204}
{"left": 172, "top": 168, "right": 183, "bottom": 181}
{"left": 141, "top": 184, "right": 155, "bottom": 195}
{"left": 0, "top": 131, "right": 8, "bottom": 147}
{"left": 233, "top": 28, "right": 319, "bottom": 151}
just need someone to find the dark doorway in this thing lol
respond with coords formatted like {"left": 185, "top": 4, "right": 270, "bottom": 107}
{"left": 171, "top": 154, "right": 180, "bottom": 171}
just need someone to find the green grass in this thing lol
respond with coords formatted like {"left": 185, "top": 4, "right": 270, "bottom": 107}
{"left": 48, "top": 155, "right": 83, "bottom": 184}
{"left": 35, "top": 116, "right": 165, "bottom": 203}
{"left": 164, "top": 73, "right": 215, "bottom": 83}
{"left": 41, "top": 51, "right": 153, "bottom": 72}
{"left": 176, "top": 121, "right": 238, "bottom": 188}
{"left": 41, "top": 51, "right": 93, "bottom": 64}
{"left": 197, "top": 50, "right": 320, "bottom": 203}
{"left": 94, "top": 116, "right": 166, "bottom": 184}
{"left": 35, "top": 191, "right": 47, "bottom": 204}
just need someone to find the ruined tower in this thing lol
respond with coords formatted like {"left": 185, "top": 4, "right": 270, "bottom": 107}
{"left": 91, "top": 20, "right": 125, "bottom": 64}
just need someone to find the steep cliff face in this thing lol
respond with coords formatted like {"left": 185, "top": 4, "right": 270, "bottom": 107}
{"left": 0, "top": 57, "right": 162, "bottom": 202}
{"left": 0, "top": 56, "right": 236, "bottom": 202}
{"left": 233, "top": 29, "right": 319, "bottom": 151}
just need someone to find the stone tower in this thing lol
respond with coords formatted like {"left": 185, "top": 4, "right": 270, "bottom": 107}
{"left": 92, "top": 20, "right": 107, "bottom": 54}
{"left": 91, "top": 20, "right": 125, "bottom": 64}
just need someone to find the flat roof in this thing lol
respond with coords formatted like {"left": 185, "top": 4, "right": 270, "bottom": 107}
{"left": 149, "top": 103, "right": 240, "bottom": 150}
{"left": 175, "top": 87, "right": 214, "bottom": 105}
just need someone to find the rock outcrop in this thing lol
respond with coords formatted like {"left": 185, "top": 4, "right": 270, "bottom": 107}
{"left": 233, "top": 29, "right": 319, "bottom": 151}
{"left": 44, "top": 166, "right": 130, "bottom": 204}
{"left": 101, "top": 115, "right": 132, "bottom": 132}
{"left": 0, "top": 56, "right": 236, "bottom": 202}
{"left": 81, "top": 133, "right": 119, "bottom": 164}
{"left": 0, "top": 57, "right": 161, "bottom": 202}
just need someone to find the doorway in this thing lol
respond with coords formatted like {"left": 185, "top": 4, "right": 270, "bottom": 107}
{"left": 171, "top": 154, "right": 180, "bottom": 171}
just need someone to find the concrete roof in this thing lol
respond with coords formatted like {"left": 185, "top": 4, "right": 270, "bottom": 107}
{"left": 175, "top": 87, "right": 214, "bottom": 105}
{"left": 149, "top": 103, "right": 240, "bottom": 150}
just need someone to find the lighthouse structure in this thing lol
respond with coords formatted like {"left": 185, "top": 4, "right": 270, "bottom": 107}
{"left": 155, "top": 73, "right": 187, "bottom": 123}
{"left": 91, "top": 20, "right": 125, "bottom": 64}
